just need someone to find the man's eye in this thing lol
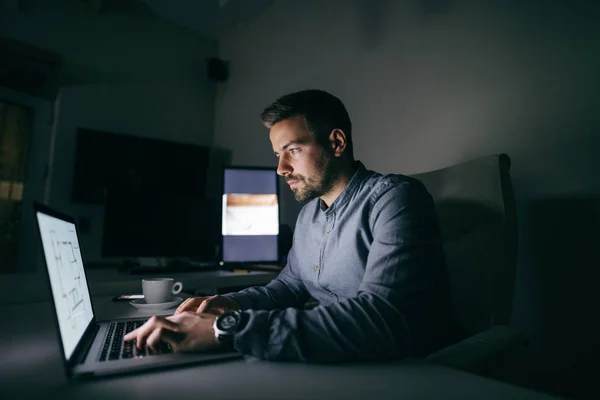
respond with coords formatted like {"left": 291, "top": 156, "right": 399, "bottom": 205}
{"left": 290, "top": 148, "right": 300, "bottom": 155}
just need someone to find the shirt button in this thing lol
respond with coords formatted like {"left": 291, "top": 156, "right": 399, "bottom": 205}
{"left": 329, "top": 292, "right": 335, "bottom": 297}
{"left": 314, "top": 265, "right": 319, "bottom": 271}
{"left": 325, "top": 230, "right": 330, "bottom": 235}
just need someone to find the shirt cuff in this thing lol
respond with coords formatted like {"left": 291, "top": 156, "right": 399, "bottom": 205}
{"left": 222, "top": 292, "right": 254, "bottom": 310}
{"left": 232, "top": 309, "right": 270, "bottom": 358}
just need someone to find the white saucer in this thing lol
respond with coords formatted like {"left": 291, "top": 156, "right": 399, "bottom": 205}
{"left": 129, "top": 297, "right": 183, "bottom": 311}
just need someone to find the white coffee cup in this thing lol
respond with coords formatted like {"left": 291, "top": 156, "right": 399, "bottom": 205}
{"left": 142, "top": 278, "right": 183, "bottom": 304}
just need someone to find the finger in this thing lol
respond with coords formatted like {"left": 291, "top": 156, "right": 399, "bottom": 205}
{"left": 196, "top": 299, "right": 211, "bottom": 314}
{"left": 196, "top": 296, "right": 217, "bottom": 314}
{"left": 146, "top": 327, "right": 163, "bottom": 351}
{"left": 145, "top": 326, "right": 182, "bottom": 352}
{"left": 175, "top": 298, "right": 195, "bottom": 314}
{"left": 133, "top": 316, "right": 180, "bottom": 349}
{"left": 158, "top": 329, "right": 180, "bottom": 350}
{"left": 124, "top": 327, "right": 139, "bottom": 341}
{"left": 167, "top": 311, "right": 191, "bottom": 320}
{"left": 174, "top": 298, "right": 188, "bottom": 313}
{"left": 206, "top": 307, "right": 226, "bottom": 316}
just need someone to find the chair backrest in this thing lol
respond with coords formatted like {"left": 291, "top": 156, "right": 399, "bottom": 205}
{"left": 410, "top": 154, "right": 518, "bottom": 338}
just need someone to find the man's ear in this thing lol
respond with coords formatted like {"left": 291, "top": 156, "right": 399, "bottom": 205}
{"left": 329, "top": 129, "right": 347, "bottom": 157}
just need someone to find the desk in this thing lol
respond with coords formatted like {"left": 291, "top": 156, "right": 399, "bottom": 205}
{"left": 86, "top": 268, "right": 280, "bottom": 297}
{"left": 0, "top": 299, "right": 560, "bottom": 400}
{"left": 0, "top": 268, "right": 279, "bottom": 305}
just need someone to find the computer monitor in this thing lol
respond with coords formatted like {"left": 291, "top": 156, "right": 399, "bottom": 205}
{"left": 101, "top": 185, "right": 219, "bottom": 261}
{"left": 221, "top": 167, "right": 279, "bottom": 264}
{"left": 71, "top": 128, "right": 211, "bottom": 204}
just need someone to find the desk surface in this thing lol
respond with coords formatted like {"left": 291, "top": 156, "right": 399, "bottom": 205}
{"left": 86, "top": 267, "right": 279, "bottom": 296}
{"left": 0, "top": 267, "right": 279, "bottom": 305}
{"left": 0, "top": 299, "right": 559, "bottom": 400}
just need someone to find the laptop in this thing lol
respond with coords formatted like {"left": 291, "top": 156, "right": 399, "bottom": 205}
{"left": 33, "top": 202, "right": 242, "bottom": 379}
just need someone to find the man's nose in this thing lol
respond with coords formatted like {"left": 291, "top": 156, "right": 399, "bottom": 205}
{"left": 277, "top": 157, "right": 292, "bottom": 176}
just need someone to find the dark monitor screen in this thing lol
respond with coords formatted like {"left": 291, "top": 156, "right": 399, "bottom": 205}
{"left": 102, "top": 185, "right": 219, "bottom": 260}
{"left": 221, "top": 167, "right": 279, "bottom": 264}
{"left": 72, "top": 128, "right": 210, "bottom": 204}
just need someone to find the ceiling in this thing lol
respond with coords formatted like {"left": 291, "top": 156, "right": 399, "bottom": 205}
{"left": 0, "top": 0, "right": 273, "bottom": 39}
{"left": 142, "top": 0, "right": 274, "bottom": 39}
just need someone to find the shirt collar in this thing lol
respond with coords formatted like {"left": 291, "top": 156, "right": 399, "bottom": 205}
{"left": 319, "top": 161, "right": 368, "bottom": 213}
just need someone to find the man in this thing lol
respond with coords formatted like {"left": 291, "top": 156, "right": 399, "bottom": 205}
{"left": 124, "top": 89, "right": 454, "bottom": 362}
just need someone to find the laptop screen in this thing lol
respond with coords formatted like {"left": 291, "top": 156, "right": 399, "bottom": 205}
{"left": 36, "top": 210, "right": 94, "bottom": 361}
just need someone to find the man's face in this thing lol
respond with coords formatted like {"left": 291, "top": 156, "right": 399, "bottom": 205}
{"left": 269, "top": 117, "right": 336, "bottom": 202}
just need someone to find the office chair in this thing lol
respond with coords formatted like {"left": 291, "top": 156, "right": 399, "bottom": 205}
{"left": 411, "top": 154, "right": 527, "bottom": 374}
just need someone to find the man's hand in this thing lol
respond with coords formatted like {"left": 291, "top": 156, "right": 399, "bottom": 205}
{"left": 175, "top": 295, "right": 241, "bottom": 315}
{"left": 123, "top": 312, "right": 219, "bottom": 352}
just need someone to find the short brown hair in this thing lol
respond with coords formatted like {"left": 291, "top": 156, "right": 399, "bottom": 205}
{"left": 261, "top": 89, "right": 354, "bottom": 160}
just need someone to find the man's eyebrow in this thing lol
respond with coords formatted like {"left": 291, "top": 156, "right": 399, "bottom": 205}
{"left": 280, "top": 140, "right": 305, "bottom": 151}
{"left": 273, "top": 139, "right": 309, "bottom": 155}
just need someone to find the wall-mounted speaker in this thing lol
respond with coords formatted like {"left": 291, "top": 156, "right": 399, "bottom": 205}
{"left": 207, "top": 57, "right": 229, "bottom": 83}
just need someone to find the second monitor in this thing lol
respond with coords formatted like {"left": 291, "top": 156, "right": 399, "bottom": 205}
{"left": 221, "top": 167, "right": 279, "bottom": 265}
{"left": 102, "top": 185, "right": 219, "bottom": 262}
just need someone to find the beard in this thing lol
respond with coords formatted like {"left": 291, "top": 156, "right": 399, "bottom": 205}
{"left": 287, "top": 150, "right": 337, "bottom": 202}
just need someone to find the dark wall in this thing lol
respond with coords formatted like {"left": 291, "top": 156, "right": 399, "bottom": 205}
{"left": 214, "top": 1, "right": 600, "bottom": 398}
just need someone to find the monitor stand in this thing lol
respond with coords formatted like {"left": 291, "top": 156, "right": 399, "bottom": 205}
{"left": 218, "top": 261, "right": 284, "bottom": 272}
{"left": 138, "top": 257, "right": 167, "bottom": 268}
{"left": 124, "top": 258, "right": 217, "bottom": 274}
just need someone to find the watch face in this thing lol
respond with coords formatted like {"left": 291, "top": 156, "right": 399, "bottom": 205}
{"left": 216, "top": 311, "right": 240, "bottom": 332}
{"left": 220, "top": 315, "right": 237, "bottom": 330}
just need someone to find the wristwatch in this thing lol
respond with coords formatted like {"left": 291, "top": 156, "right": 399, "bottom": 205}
{"left": 213, "top": 310, "right": 247, "bottom": 348}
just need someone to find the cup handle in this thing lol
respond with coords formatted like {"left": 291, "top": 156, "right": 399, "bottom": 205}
{"left": 172, "top": 281, "right": 183, "bottom": 295}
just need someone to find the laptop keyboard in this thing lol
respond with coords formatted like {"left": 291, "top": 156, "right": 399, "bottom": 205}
{"left": 99, "top": 320, "right": 173, "bottom": 361}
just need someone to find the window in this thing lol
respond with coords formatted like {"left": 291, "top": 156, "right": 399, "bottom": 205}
{"left": 0, "top": 100, "right": 33, "bottom": 274}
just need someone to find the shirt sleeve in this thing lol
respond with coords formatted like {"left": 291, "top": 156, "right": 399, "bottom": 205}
{"left": 225, "top": 245, "right": 311, "bottom": 311}
{"left": 232, "top": 180, "right": 453, "bottom": 362}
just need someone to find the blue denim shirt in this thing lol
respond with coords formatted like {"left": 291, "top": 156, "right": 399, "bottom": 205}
{"left": 228, "top": 162, "right": 453, "bottom": 362}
